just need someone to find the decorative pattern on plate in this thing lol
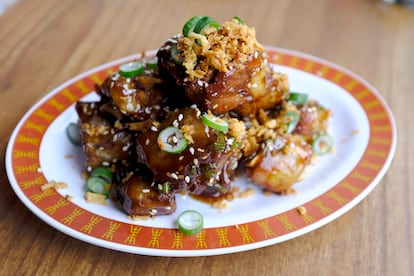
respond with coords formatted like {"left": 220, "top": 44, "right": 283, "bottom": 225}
{"left": 6, "top": 47, "right": 396, "bottom": 256}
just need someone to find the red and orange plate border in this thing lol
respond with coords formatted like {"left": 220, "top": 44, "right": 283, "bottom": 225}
{"left": 6, "top": 47, "right": 396, "bottom": 256}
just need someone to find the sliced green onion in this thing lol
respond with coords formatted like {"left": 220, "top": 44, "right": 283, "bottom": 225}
{"left": 284, "top": 111, "right": 300, "bottom": 134}
{"left": 312, "top": 134, "right": 334, "bottom": 155}
{"left": 146, "top": 57, "right": 158, "bottom": 69}
{"left": 157, "top": 126, "right": 188, "bottom": 154}
{"left": 183, "top": 16, "right": 202, "bottom": 37}
{"left": 90, "top": 167, "right": 113, "bottom": 183}
{"left": 213, "top": 142, "right": 226, "bottom": 152}
{"left": 233, "top": 16, "right": 244, "bottom": 24}
{"left": 288, "top": 92, "right": 309, "bottom": 105}
{"left": 193, "top": 16, "right": 220, "bottom": 35}
{"left": 119, "top": 61, "right": 145, "bottom": 78}
{"left": 66, "top": 122, "right": 82, "bottom": 145}
{"left": 177, "top": 210, "right": 204, "bottom": 235}
{"left": 171, "top": 43, "right": 184, "bottom": 65}
{"left": 201, "top": 113, "right": 229, "bottom": 133}
{"left": 159, "top": 182, "right": 171, "bottom": 194}
{"left": 87, "top": 176, "right": 108, "bottom": 194}
{"left": 87, "top": 167, "right": 113, "bottom": 196}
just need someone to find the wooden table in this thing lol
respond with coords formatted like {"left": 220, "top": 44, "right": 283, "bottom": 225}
{"left": 0, "top": 0, "right": 412, "bottom": 275}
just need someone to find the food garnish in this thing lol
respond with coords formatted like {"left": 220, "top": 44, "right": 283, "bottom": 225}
{"left": 177, "top": 210, "right": 204, "bottom": 235}
{"left": 66, "top": 122, "right": 82, "bottom": 145}
{"left": 119, "top": 61, "right": 145, "bottom": 78}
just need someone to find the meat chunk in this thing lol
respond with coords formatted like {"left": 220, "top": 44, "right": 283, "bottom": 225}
{"left": 136, "top": 107, "right": 243, "bottom": 197}
{"left": 293, "top": 100, "right": 332, "bottom": 143}
{"left": 245, "top": 135, "right": 313, "bottom": 193}
{"left": 156, "top": 37, "right": 289, "bottom": 117}
{"left": 75, "top": 101, "right": 135, "bottom": 169}
{"left": 96, "top": 71, "right": 166, "bottom": 121}
{"left": 116, "top": 174, "right": 176, "bottom": 216}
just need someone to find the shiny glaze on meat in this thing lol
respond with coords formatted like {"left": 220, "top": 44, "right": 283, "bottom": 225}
{"left": 245, "top": 135, "right": 313, "bottom": 193}
{"left": 117, "top": 174, "right": 176, "bottom": 216}
{"left": 136, "top": 107, "right": 242, "bottom": 197}
{"left": 157, "top": 37, "right": 289, "bottom": 116}
{"left": 293, "top": 100, "right": 332, "bottom": 143}
{"left": 75, "top": 101, "right": 135, "bottom": 169}
{"left": 97, "top": 71, "right": 166, "bottom": 121}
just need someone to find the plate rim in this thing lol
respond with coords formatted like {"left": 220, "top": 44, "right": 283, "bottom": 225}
{"left": 5, "top": 46, "right": 397, "bottom": 256}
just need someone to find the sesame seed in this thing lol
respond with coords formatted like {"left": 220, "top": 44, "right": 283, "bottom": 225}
{"left": 185, "top": 176, "right": 190, "bottom": 183}
{"left": 158, "top": 184, "right": 163, "bottom": 190}
{"left": 142, "top": 189, "right": 150, "bottom": 193}
{"left": 226, "top": 138, "right": 235, "bottom": 145}
{"left": 189, "top": 147, "right": 195, "bottom": 155}
{"left": 171, "top": 173, "right": 179, "bottom": 180}
{"left": 193, "top": 159, "right": 199, "bottom": 166}
{"left": 151, "top": 126, "right": 158, "bottom": 132}
{"left": 178, "top": 114, "right": 184, "bottom": 121}
{"left": 145, "top": 138, "right": 150, "bottom": 146}
{"left": 179, "top": 155, "right": 184, "bottom": 161}
{"left": 112, "top": 73, "right": 120, "bottom": 81}
{"left": 173, "top": 119, "right": 179, "bottom": 127}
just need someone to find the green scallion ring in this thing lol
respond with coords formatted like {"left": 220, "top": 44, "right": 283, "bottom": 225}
{"left": 193, "top": 16, "right": 220, "bottom": 35}
{"left": 177, "top": 210, "right": 204, "bottom": 235}
{"left": 66, "top": 122, "right": 82, "bottom": 145}
{"left": 284, "top": 111, "right": 300, "bottom": 134}
{"left": 312, "top": 134, "right": 334, "bottom": 155}
{"left": 170, "top": 43, "right": 184, "bottom": 65}
{"left": 86, "top": 176, "right": 108, "bottom": 194}
{"left": 157, "top": 126, "right": 188, "bottom": 154}
{"left": 119, "top": 61, "right": 145, "bottom": 78}
{"left": 183, "top": 16, "right": 202, "bottom": 37}
{"left": 90, "top": 167, "right": 113, "bottom": 183}
{"left": 288, "top": 92, "right": 309, "bottom": 105}
{"left": 146, "top": 57, "right": 158, "bottom": 70}
{"left": 201, "top": 113, "right": 229, "bottom": 133}
{"left": 233, "top": 16, "right": 244, "bottom": 24}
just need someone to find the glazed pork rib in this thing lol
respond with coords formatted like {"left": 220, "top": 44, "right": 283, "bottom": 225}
{"left": 136, "top": 107, "right": 244, "bottom": 198}
{"left": 156, "top": 19, "right": 289, "bottom": 117}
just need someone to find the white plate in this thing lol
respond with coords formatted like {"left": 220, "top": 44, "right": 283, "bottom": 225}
{"left": 5, "top": 47, "right": 396, "bottom": 256}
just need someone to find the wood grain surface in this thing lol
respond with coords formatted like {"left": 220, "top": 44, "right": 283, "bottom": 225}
{"left": 0, "top": 0, "right": 413, "bottom": 275}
